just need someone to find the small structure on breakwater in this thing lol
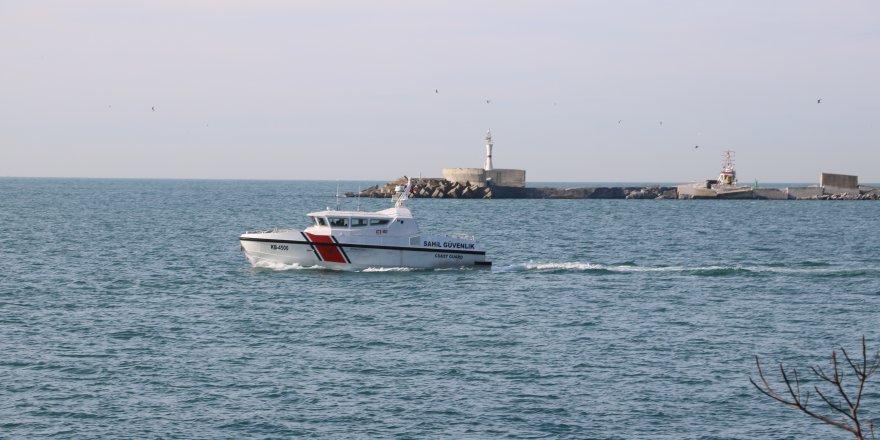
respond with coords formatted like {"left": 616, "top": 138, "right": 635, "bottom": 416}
{"left": 820, "top": 172, "right": 858, "bottom": 193}
{"left": 441, "top": 130, "right": 526, "bottom": 188}
{"left": 677, "top": 150, "right": 758, "bottom": 199}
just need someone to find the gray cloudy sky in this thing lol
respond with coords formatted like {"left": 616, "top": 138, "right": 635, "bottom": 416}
{"left": 2, "top": 1, "right": 878, "bottom": 182}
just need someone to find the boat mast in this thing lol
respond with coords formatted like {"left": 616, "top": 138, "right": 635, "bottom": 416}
{"left": 393, "top": 177, "right": 412, "bottom": 208}
{"left": 717, "top": 150, "right": 736, "bottom": 185}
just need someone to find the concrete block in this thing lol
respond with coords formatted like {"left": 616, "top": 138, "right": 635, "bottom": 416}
{"left": 786, "top": 187, "right": 824, "bottom": 199}
{"left": 487, "top": 169, "right": 526, "bottom": 187}
{"left": 442, "top": 168, "right": 487, "bottom": 187}
{"left": 860, "top": 186, "right": 880, "bottom": 196}
{"left": 677, "top": 184, "right": 716, "bottom": 199}
{"left": 820, "top": 172, "right": 858, "bottom": 189}
{"left": 716, "top": 188, "right": 755, "bottom": 199}
{"left": 660, "top": 188, "right": 678, "bottom": 199}
{"left": 753, "top": 188, "right": 787, "bottom": 200}
{"left": 824, "top": 185, "right": 859, "bottom": 196}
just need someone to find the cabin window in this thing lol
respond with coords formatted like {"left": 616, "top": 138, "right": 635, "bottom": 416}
{"left": 316, "top": 217, "right": 327, "bottom": 226}
{"left": 328, "top": 217, "right": 349, "bottom": 227}
{"left": 369, "top": 219, "right": 390, "bottom": 226}
{"left": 351, "top": 218, "right": 369, "bottom": 227}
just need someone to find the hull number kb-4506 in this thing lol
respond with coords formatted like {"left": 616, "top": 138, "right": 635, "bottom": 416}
{"left": 270, "top": 244, "right": 289, "bottom": 251}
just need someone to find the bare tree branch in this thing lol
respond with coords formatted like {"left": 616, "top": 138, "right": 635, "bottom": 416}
{"left": 751, "top": 337, "right": 880, "bottom": 439}
{"left": 830, "top": 351, "right": 858, "bottom": 411}
{"left": 814, "top": 365, "right": 835, "bottom": 384}
{"left": 751, "top": 357, "right": 796, "bottom": 406}
{"left": 751, "top": 356, "right": 857, "bottom": 434}
{"left": 815, "top": 386, "right": 855, "bottom": 421}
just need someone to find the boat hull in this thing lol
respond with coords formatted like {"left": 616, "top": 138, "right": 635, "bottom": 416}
{"left": 240, "top": 235, "right": 490, "bottom": 270}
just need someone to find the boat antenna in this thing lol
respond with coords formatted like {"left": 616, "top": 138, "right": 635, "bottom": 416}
{"left": 335, "top": 180, "right": 340, "bottom": 211}
{"left": 356, "top": 185, "right": 361, "bottom": 211}
{"left": 393, "top": 176, "right": 413, "bottom": 209}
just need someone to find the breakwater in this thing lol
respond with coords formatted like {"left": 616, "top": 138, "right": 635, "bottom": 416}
{"left": 347, "top": 177, "right": 880, "bottom": 200}
{"left": 346, "top": 177, "right": 676, "bottom": 199}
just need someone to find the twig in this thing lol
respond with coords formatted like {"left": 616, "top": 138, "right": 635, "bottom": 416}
{"left": 750, "top": 337, "right": 880, "bottom": 439}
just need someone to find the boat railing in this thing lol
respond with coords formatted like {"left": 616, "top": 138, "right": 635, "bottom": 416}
{"left": 244, "top": 227, "right": 298, "bottom": 234}
{"left": 445, "top": 232, "right": 475, "bottom": 241}
{"left": 412, "top": 232, "right": 475, "bottom": 241}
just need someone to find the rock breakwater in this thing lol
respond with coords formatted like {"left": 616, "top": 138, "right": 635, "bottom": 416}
{"left": 346, "top": 177, "right": 677, "bottom": 199}
{"left": 347, "top": 177, "right": 880, "bottom": 200}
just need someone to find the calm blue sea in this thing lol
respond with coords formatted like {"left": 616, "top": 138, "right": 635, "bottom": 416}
{"left": 2, "top": 178, "right": 879, "bottom": 439}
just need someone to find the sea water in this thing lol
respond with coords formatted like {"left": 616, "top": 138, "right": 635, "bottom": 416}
{"left": 1, "top": 178, "right": 878, "bottom": 439}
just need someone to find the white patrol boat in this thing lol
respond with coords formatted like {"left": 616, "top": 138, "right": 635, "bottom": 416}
{"left": 239, "top": 179, "right": 491, "bottom": 270}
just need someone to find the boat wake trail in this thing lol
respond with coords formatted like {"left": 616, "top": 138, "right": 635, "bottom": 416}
{"left": 251, "top": 262, "right": 445, "bottom": 273}
{"left": 496, "top": 262, "right": 612, "bottom": 273}
{"left": 250, "top": 260, "right": 327, "bottom": 271}
{"left": 361, "top": 267, "right": 418, "bottom": 273}
{"left": 494, "top": 262, "right": 880, "bottom": 277}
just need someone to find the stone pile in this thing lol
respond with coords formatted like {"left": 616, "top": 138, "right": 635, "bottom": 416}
{"left": 814, "top": 192, "right": 880, "bottom": 200}
{"left": 533, "top": 186, "right": 677, "bottom": 199}
{"left": 346, "top": 177, "right": 493, "bottom": 199}
{"left": 625, "top": 186, "right": 678, "bottom": 199}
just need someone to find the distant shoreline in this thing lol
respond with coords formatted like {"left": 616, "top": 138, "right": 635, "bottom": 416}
{"left": 4, "top": 176, "right": 876, "bottom": 187}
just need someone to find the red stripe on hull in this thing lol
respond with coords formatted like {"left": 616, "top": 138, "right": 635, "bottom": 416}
{"left": 305, "top": 233, "right": 347, "bottom": 263}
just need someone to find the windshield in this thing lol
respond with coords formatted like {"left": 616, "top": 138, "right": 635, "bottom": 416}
{"left": 328, "top": 217, "right": 349, "bottom": 227}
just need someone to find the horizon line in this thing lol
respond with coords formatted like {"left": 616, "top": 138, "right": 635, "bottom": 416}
{"left": 0, "top": 175, "right": 847, "bottom": 185}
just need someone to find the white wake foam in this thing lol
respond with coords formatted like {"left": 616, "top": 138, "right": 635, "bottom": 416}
{"left": 250, "top": 260, "right": 326, "bottom": 271}
{"left": 493, "top": 261, "right": 879, "bottom": 274}
{"left": 360, "top": 267, "right": 417, "bottom": 272}
{"left": 495, "top": 262, "right": 607, "bottom": 272}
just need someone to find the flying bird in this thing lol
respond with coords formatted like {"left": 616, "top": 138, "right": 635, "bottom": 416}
{"left": 435, "top": 89, "right": 438, "bottom": 94}
{"left": 152, "top": 106, "right": 156, "bottom": 112}
{"left": 618, "top": 120, "right": 622, "bottom": 124}
{"left": 817, "top": 98, "right": 822, "bottom": 104}
{"left": 694, "top": 145, "right": 699, "bottom": 149}
{"left": 486, "top": 99, "right": 491, "bottom": 104}
{"left": 659, "top": 121, "right": 663, "bottom": 125}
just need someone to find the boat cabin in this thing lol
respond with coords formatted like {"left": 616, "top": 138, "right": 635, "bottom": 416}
{"left": 304, "top": 207, "right": 420, "bottom": 237}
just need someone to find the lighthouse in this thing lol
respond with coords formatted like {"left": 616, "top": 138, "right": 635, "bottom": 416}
{"left": 441, "top": 130, "right": 526, "bottom": 188}
{"left": 484, "top": 130, "right": 493, "bottom": 171}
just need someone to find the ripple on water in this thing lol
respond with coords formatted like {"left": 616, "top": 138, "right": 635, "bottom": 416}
{"left": 0, "top": 179, "right": 878, "bottom": 438}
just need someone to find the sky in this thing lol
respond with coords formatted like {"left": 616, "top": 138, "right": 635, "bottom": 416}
{"left": 2, "top": 0, "right": 878, "bottom": 183}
